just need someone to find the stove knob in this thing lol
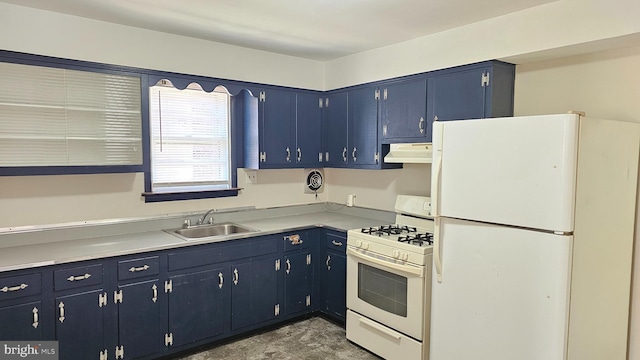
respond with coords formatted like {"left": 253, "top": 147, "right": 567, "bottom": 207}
{"left": 392, "top": 250, "right": 400, "bottom": 259}
{"left": 401, "top": 252, "right": 409, "bottom": 261}
{"left": 356, "top": 240, "right": 362, "bottom": 248}
{"left": 363, "top": 242, "right": 370, "bottom": 250}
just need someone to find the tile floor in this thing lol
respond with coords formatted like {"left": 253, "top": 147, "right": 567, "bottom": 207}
{"left": 175, "top": 317, "right": 381, "bottom": 360}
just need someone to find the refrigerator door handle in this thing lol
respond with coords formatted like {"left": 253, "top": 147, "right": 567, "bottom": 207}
{"left": 432, "top": 126, "right": 443, "bottom": 217}
{"left": 434, "top": 217, "right": 443, "bottom": 283}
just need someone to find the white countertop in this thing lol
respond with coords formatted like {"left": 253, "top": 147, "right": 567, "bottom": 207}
{"left": 0, "top": 204, "right": 391, "bottom": 272}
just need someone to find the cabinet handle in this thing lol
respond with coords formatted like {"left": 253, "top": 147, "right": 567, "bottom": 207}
{"left": 352, "top": 147, "right": 357, "bottom": 162}
{"left": 32, "top": 307, "right": 39, "bottom": 329}
{"left": 286, "top": 259, "right": 291, "bottom": 274}
{"left": 58, "top": 302, "right": 65, "bottom": 323}
{"left": 419, "top": 117, "right": 425, "bottom": 134}
{"left": 297, "top": 147, "right": 302, "bottom": 162}
{"left": 326, "top": 255, "right": 331, "bottom": 270}
{"left": 285, "top": 147, "right": 291, "bottom": 162}
{"left": 218, "top": 272, "right": 224, "bottom": 289}
{"left": 66, "top": 273, "right": 91, "bottom": 282}
{"left": 233, "top": 268, "right": 239, "bottom": 285}
{"left": 342, "top": 147, "right": 347, "bottom": 162}
{"left": 331, "top": 240, "right": 343, "bottom": 246}
{"left": 129, "top": 265, "right": 150, "bottom": 273}
{"left": 0, "top": 283, "right": 28, "bottom": 292}
{"left": 152, "top": 284, "right": 158, "bottom": 303}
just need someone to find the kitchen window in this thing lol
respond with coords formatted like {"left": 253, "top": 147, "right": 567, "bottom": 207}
{"left": 143, "top": 79, "right": 239, "bottom": 202}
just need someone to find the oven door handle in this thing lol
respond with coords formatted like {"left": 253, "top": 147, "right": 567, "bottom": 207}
{"left": 347, "top": 248, "right": 424, "bottom": 277}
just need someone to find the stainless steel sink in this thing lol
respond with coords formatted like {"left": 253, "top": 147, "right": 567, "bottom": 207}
{"left": 168, "top": 222, "right": 256, "bottom": 240}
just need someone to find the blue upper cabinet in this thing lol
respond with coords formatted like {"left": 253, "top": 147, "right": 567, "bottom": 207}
{"left": 259, "top": 89, "right": 296, "bottom": 167}
{"left": 348, "top": 86, "right": 380, "bottom": 167}
{"left": 380, "top": 78, "right": 428, "bottom": 143}
{"left": 426, "top": 61, "right": 515, "bottom": 140}
{"left": 295, "top": 92, "right": 323, "bottom": 168}
{"left": 323, "top": 92, "right": 349, "bottom": 167}
{"left": 253, "top": 89, "right": 322, "bottom": 169}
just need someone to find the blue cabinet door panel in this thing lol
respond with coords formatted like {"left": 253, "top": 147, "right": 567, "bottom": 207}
{"left": 324, "top": 252, "right": 346, "bottom": 320}
{"left": 168, "top": 269, "right": 225, "bottom": 347}
{"left": 348, "top": 86, "right": 379, "bottom": 166}
{"left": 260, "top": 89, "right": 295, "bottom": 166}
{"left": 323, "top": 92, "right": 348, "bottom": 166}
{"left": 296, "top": 93, "right": 323, "bottom": 167}
{"left": 55, "top": 290, "right": 105, "bottom": 360}
{"left": 230, "top": 258, "right": 278, "bottom": 331}
{"left": 429, "top": 69, "right": 486, "bottom": 122}
{"left": 118, "top": 279, "right": 162, "bottom": 359}
{"left": 381, "top": 79, "right": 428, "bottom": 141}
{"left": 284, "top": 252, "right": 312, "bottom": 316}
{"left": 0, "top": 301, "right": 43, "bottom": 340}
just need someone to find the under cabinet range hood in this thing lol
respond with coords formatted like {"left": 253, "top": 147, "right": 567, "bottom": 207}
{"left": 383, "top": 143, "right": 432, "bottom": 164}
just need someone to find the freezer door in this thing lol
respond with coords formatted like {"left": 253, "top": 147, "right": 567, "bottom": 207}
{"left": 432, "top": 114, "right": 579, "bottom": 232}
{"left": 430, "top": 218, "right": 571, "bottom": 360}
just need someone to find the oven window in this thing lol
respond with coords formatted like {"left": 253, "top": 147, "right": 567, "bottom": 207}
{"left": 357, "top": 263, "right": 408, "bottom": 317}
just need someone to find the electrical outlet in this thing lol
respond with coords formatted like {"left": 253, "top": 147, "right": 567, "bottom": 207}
{"left": 245, "top": 170, "right": 258, "bottom": 184}
{"left": 346, "top": 194, "right": 356, "bottom": 207}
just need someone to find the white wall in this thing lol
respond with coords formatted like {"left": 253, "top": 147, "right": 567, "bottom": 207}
{"left": 513, "top": 45, "right": 640, "bottom": 360}
{"left": 0, "top": 3, "right": 325, "bottom": 90}
{"left": 325, "top": 0, "right": 640, "bottom": 89}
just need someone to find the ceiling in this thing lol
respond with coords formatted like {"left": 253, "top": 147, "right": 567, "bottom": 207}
{"left": 1, "top": 0, "right": 557, "bottom": 61}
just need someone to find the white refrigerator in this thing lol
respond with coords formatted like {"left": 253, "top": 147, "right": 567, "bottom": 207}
{"left": 429, "top": 114, "right": 640, "bottom": 360}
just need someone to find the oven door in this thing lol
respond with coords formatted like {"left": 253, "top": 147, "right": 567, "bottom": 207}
{"left": 346, "top": 247, "right": 428, "bottom": 340}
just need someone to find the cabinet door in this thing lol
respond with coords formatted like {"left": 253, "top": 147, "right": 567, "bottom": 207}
{"left": 323, "top": 251, "right": 347, "bottom": 321}
{"left": 117, "top": 279, "right": 162, "bottom": 360}
{"left": 428, "top": 68, "right": 487, "bottom": 123}
{"left": 168, "top": 268, "right": 224, "bottom": 347}
{"left": 284, "top": 252, "right": 312, "bottom": 316}
{"left": 348, "top": 86, "right": 379, "bottom": 166}
{"left": 260, "top": 89, "right": 295, "bottom": 166}
{"left": 381, "top": 79, "right": 428, "bottom": 141}
{"left": 295, "top": 92, "right": 323, "bottom": 167}
{"left": 0, "top": 301, "right": 43, "bottom": 340}
{"left": 56, "top": 290, "right": 106, "bottom": 360}
{"left": 230, "top": 258, "right": 279, "bottom": 331}
{"left": 323, "top": 92, "right": 349, "bottom": 166}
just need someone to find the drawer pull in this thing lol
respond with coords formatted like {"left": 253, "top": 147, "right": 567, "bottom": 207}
{"left": 32, "top": 307, "right": 39, "bottom": 329}
{"left": 1, "top": 283, "right": 28, "bottom": 292}
{"left": 331, "top": 240, "right": 343, "bottom": 246}
{"left": 66, "top": 273, "right": 91, "bottom": 282}
{"left": 129, "top": 265, "right": 150, "bottom": 273}
{"left": 284, "top": 234, "right": 303, "bottom": 245}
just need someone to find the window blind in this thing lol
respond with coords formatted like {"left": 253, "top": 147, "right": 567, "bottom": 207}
{"left": 149, "top": 81, "right": 231, "bottom": 192}
{"left": 0, "top": 62, "right": 142, "bottom": 167}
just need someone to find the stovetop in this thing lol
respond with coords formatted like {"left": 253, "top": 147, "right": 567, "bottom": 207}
{"left": 359, "top": 225, "right": 434, "bottom": 247}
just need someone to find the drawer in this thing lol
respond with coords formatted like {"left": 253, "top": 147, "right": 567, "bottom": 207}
{"left": 283, "top": 230, "right": 311, "bottom": 252}
{"left": 54, "top": 264, "right": 103, "bottom": 291}
{"left": 168, "top": 237, "right": 278, "bottom": 271}
{"left": 0, "top": 273, "right": 41, "bottom": 301}
{"left": 325, "top": 231, "right": 346, "bottom": 253}
{"left": 117, "top": 256, "right": 160, "bottom": 281}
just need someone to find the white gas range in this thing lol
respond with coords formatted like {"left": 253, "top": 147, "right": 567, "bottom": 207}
{"left": 346, "top": 195, "right": 433, "bottom": 360}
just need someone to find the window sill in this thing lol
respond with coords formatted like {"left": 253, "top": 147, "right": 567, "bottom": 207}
{"left": 142, "top": 188, "right": 241, "bottom": 203}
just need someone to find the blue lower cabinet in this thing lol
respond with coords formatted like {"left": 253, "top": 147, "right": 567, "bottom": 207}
{"left": 0, "top": 301, "right": 43, "bottom": 340}
{"left": 116, "top": 279, "right": 163, "bottom": 360}
{"left": 320, "top": 230, "right": 347, "bottom": 322}
{"left": 230, "top": 258, "right": 279, "bottom": 331}
{"left": 283, "top": 252, "right": 312, "bottom": 316}
{"left": 168, "top": 268, "right": 225, "bottom": 347}
{"left": 55, "top": 289, "right": 107, "bottom": 360}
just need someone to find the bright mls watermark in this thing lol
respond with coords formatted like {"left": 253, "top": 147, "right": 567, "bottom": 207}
{"left": 0, "top": 342, "right": 58, "bottom": 359}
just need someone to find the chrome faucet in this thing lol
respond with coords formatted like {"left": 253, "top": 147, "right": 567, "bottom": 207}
{"left": 197, "top": 209, "right": 215, "bottom": 225}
